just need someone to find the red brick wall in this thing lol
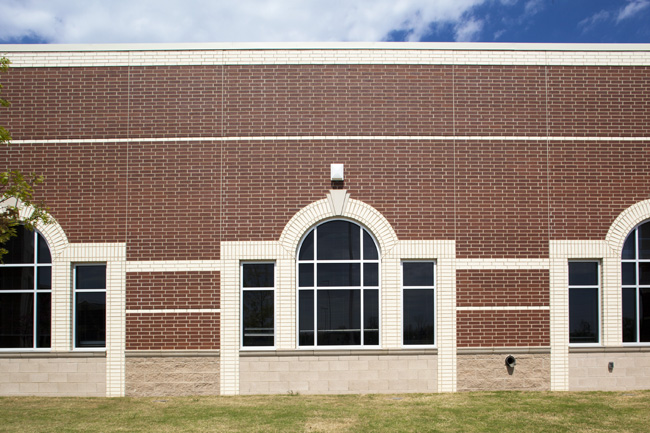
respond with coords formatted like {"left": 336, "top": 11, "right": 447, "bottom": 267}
{"left": 223, "top": 65, "right": 453, "bottom": 136}
{"left": 126, "top": 313, "right": 220, "bottom": 350}
{"left": 549, "top": 141, "right": 650, "bottom": 240}
{"left": 454, "top": 66, "right": 546, "bottom": 136}
{"left": 457, "top": 270, "right": 549, "bottom": 308}
{"left": 221, "top": 139, "right": 456, "bottom": 244}
{"left": 1, "top": 67, "right": 129, "bottom": 140}
{"left": 547, "top": 66, "right": 650, "bottom": 137}
{"left": 127, "top": 141, "right": 220, "bottom": 260}
{"left": 457, "top": 310, "right": 550, "bottom": 348}
{"left": 2, "top": 63, "right": 649, "bottom": 251}
{"left": 126, "top": 272, "right": 220, "bottom": 310}
{"left": 455, "top": 141, "right": 549, "bottom": 258}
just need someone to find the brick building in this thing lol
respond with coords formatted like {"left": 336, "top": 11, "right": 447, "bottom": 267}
{"left": 1, "top": 43, "right": 649, "bottom": 396}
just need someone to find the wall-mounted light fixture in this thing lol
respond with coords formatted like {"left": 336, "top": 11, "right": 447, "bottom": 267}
{"left": 331, "top": 164, "right": 344, "bottom": 181}
{"left": 608, "top": 362, "right": 614, "bottom": 372}
{"left": 505, "top": 355, "right": 516, "bottom": 368}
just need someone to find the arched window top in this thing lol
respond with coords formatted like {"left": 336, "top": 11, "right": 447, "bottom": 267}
{"left": 2, "top": 225, "right": 51, "bottom": 264}
{"left": 298, "top": 219, "right": 379, "bottom": 262}
{"left": 622, "top": 220, "right": 650, "bottom": 260}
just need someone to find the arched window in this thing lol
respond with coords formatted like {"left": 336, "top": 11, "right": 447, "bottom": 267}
{"left": 622, "top": 220, "right": 650, "bottom": 343}
{"left": 0, "top": 226, "right": 52, "bottom": 349}
{"left": 297, "top": 220, "right": 379, "bottom": 347}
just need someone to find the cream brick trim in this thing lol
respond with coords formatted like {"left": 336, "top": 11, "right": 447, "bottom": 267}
{"left": 126, "top": 309, "right": 221, "bottom": 314}
{"left": 456, "top": 306, "right": 550, "bottom": 311}
{"left": 605, "top": 199, "right": 650, "bottom": 255}
{"left": 2, "top": 43, "right": 650, "bottom": 67}
{"left": 11, "top": 135, "right": 650, "bottom": 146}
{"left": 125, "top": 260, "right": 220, "bottom": 272}
{"left": 278, "top": 190, "right": 399, "bottom": 257}
{"left": 455, "top": 259, "right": 550, "bottom": 269}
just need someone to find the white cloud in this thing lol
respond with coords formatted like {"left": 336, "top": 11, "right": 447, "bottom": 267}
{"left": 617, "top": 0, "right": 650, "bottom": 23}
{"left": 0, "top": 0, "right": 492, "bottom": 44}
{"left": 578, "top": 10, "right": 610, "bottom": 33}
{"left": 454, "top": 18, "right": 484, "bottom": 41}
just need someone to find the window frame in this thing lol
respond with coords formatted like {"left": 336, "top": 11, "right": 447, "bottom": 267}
{"left": 73, "top": 263, "right": 107, "bottom": 351}
{"left": 568, "top": 260, "right": 601, "bottom": 347}
{"left": 240, "top": 261, "right": 276, "bottom": 350}
{"left": 621, "top": 221, "right": 650, "bottom": 345}
{"left": 296, "top": 219, "right": 381, "bottom": 350}
{"left": 401, "top": 260, "right": 436, "bottom": 348}
{"left": 0, "top": 227, "right": 52, "bottom": 351}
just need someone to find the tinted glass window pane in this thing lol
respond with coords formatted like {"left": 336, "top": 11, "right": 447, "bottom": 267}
{"left": 403, "top": 262, "right": 434, "bottom": 287}
{"left": 0, "top": 293, "right": 34, "bottom": 348}
{"left": 242, "top": 290, "right": 274, "bottom": 347}
{"left": 37, "top": 267, "right": 51, "bottom": 290}
{"left": 403, "top": 289, "right": 434, "bottom": 345}
{"left": 37, "top": 234, "right": 51, "bottom": 264}
{"left": 363, "top": 231, "right": 378, "bottom": 260}
{"left": 1, "top": 226, "right": 34, "bottom": 264}
{"left": 363, "top": 289, "right": 379, "bottom": 345}
{"left": 317, "top": 289, "right": 360, "bottom": 345}
{"left": 75, "top": 292, "right": 106, "bottom": 348}
{"left": 317, "top": 221, "right": 360, "bottom": 260}
{"left": 298, "top": 290, "right": 314, "bottom": 346}
{"left": 363, "top": 263, "right": 378, "bottom": 287}
{"left": 299, "top": 264, "right": 314, "bottom": 287}
{"left": 622, "top": 262, "right": 636, "bottom": 286}
{"left": 639, "top": 223, "right": 650, "bottom": 259}
{"left": 76, "top": 265, "right": 106, "bottom": 290}
{"left": 317, "top": 263, "right": 360, "bottom": 287}
{"left": 622, "top": 233, "right": 636, "bottom": 260}
{"left": 569, "top": 288, "right": 599, "bottom": 343}
{"left": 298, "top": 231, "right": 314, "bottom": 260}
{"left": 242, "top": 263, "right": 274, "bottom": 288}
{"left": 623, "top": 288, "right": 637, "bottom": 343}
{"left": 641, "top": 288, "right": 650, "bottom": 343}
{"left": 0, "top": 267, "right": 34, "bottom": 290}
{"left": 37, "top": 293, "right": 51, "bottom": 348}
{"left": 569, "top": 262, "right": 598, "bottom": 286}
{"left": 640, "top": 263, "right": 650, "bottom": 286}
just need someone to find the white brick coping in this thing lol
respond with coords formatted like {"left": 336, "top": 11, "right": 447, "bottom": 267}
{"left": 125, "top": 350, "right": 220, "bottom": 357}
{"left": 569, "top": 347, "right": 650, "bottom": 353}
{"left": 0, "top": 352, "right": 106, "bottom": 358}
{"left": 239, "top": 349, "right": 438, "bottom": 357}
{"left": 2, "top": 42, "right": 650, "bottom": 67}
{"left": 457, "top": 347, "right": 550, "bottom": 355}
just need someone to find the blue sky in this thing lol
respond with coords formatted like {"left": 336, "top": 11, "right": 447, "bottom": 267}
{"left": 0, "top": 0, "right": 649, "bottom": 44}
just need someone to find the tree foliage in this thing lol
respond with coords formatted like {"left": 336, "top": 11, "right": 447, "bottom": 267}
{"left": 1, "top": 56, "right": 50, "bottom": 260}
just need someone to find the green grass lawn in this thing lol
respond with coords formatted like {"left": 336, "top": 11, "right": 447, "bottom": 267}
{"left": 1, "top": 391, "right": 649, "bottom": 432}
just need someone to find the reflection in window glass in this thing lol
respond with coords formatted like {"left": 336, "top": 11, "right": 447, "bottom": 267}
{"left": 297, "top": 220, "right": 379, "bottom": 347}
{"left": 402, "top": 261, "right": 435, "bottom": 346}
{"left": 75, "top": 265, "right": 106, "bottom": 348}
{"left": 569, "top": 261, "right": 599, "bottom": 344}
{"left": 242, "top": 263, "right": 274, "bottom": 347}
{"left": 0, "top": 226, "right": 51, "bottom": 349}
{"left": 622, "top": 221, "right": 650, "bottom": 343}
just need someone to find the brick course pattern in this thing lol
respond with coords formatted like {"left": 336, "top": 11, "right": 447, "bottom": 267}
{"left": 456, "top": 270, "right": 550, "bottom": 307}
{"left": 126, "top": 271, "right": 220, "bottom": 310}
{"left": 457, "top": 310, "right": 550, "bottom": 347}
{"left": 126, "top": 313, "right": 220, "bottom": 350}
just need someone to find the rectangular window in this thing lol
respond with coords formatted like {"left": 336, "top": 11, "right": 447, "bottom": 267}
{"left": 241, "top": 263, "right": 274, "bottom": 348}
{"left": 74, "top": 264, "right": 106, "bottom": 349}
{"left": 568, "top": 261, "right": 600, "bottom": 344}
{"left": 402, "top": 261, "right": 435, "bottom": 346}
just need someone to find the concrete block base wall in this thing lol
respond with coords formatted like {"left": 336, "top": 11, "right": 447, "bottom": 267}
{"left": 569, "top": 350, "right": 650, "bottom": 391}
{"left": 457, "top": 352, "right": 551, "bottom": 391}
{"left": 240, "top": 352, "right": 438, "bottom": 395}
{"left": 125, "top": 353, "right": 220, "bottom": 397}
{"left": 0, "top": 355, "right": 106, "bottom": 396}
